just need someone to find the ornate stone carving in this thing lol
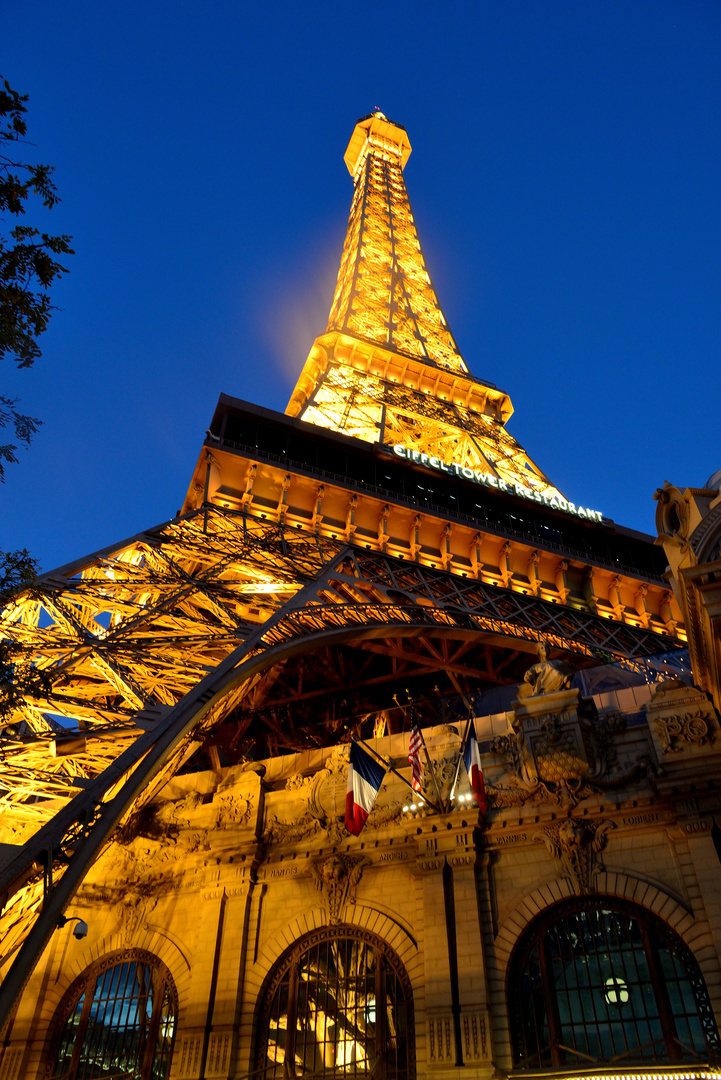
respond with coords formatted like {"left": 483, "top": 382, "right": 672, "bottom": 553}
{"left": 213, "top": 790, "right": 252, "bottom": 828}
{"left": 485, "top": 781, "right": 555, "bottom": 808}
{"left": 655, "top": 711, "right": 713, "bottom": 753}
{"left": 646, "top": 680, "right": 717, "bottom": 756}
{"left": 306, "top": 749, "right": 350, "bottom": 823}
{"left": 266, "top": 747, "right": 400, "bottom": 845}
{"left": 654, "top": 481, "right": 692, "bottom": 546}
{"left": 261, "top": 813, "right": 324, "bottom": 846}
{"left": 119, "top": 791, "right": 202, "bottom": 844}
{"left": 416, "top": 749, "right": 458, "bottom": 804}
{"left": 489, "top": 687, "right": 655, "bottom": 808}
{"left": 310, "top": 853, "right": 369, "bottom": 923}
{"left": 461, "top": 1009, "right": 489, "bottom": 1062}
{"left": 285, "top": 771, "right": 309, "bottom": 791}
{"left": 536, "top": 818, "right": 614, "bottom": 893}
{"left": 427, "top": 1012, "right": 456, "bottom": 1066}
{"left": 489, "top": 690, "right": 602, "bottom": 807}
{"left": 365, "top": 800, "right": 404, "bottom": 830}
{"left": 119, "top": 894, "right": 158, "bottom": 946}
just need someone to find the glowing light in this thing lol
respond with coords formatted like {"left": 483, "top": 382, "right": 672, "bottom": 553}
{"left": 604, "top": 975, "right": 629, "bottom": 1005}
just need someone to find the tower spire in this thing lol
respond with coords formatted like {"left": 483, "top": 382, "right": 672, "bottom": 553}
{"left": 327, "top": 111, "right": 467, "bottom": 373}
{"left": 287, "top": 113, "right": 565, "bottom": 502}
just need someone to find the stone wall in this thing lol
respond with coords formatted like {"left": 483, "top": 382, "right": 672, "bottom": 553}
{"left": 3, "top": 683, "right": 721, "bottom": 1080}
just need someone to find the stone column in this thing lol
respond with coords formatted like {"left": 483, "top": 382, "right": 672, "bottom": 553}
{"left": 171, "top": 891, "right": 225, "bottom": 1080}
{"left": 417, "top": 834, "right": 457, "bottom": 1069}
{"left": 449, "top": 828, "right": 493, "bottom": 1074}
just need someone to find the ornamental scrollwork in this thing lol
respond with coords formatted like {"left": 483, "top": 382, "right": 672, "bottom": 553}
{"left": 488, "top": 682, "right": 650, "bottom": 808}
{"left": 654, "top": 711, "right": 713, "bottom": 754}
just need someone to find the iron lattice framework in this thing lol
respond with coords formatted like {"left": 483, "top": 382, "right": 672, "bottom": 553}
{"left": 0, "top": 507, "right": 673, "bottom": 836}
{"left": 287, "top": 111, "right": 564, "bottom": 501}
{"left": 0, "top": 112, "right": 683, "bottom": 1026}
{"left": 0, "top": 506, "right": 679, "bottom": 1008}
{"left": 296, "top": 362, "right": 560, "bottom": 493}
{"left": 326, "top": 116, "right": 465, "bottom": 373}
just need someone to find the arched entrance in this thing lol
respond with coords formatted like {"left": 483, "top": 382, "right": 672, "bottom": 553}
{"left": 254, "top": 926, "right": 415, "bottom": 1080}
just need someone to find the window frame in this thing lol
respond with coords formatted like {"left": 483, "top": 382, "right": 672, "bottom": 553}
{"left": 508, "top": 897, "right": 721, "bottom": 1070}
{"left": 44, "top": 949, "right": 178, "bottom": 1080}
{"left": 253, "top": 925, "right": 416, "bottom": 1080}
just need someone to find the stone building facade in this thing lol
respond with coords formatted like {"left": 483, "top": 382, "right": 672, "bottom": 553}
{"left": 6, "top": 653, "right": 721, "bottom": 1080}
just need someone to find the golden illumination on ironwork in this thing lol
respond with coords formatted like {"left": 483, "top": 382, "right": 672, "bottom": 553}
{"left": 0, "top": 114, "right": 688, "bottom": 1026}
{"left": 0, "top": 506, "right": 677, "bottom": 847}
{"left": 257, "top": 927, "right": 412, "bottom": 1080}
{"left": 328, "top": 112, "right": 464, "bottom": 373}
{"left": 0, "top": 511, "right": 335, "bottom": 830}
{"left": 286, "top": 111, "right": 565, "bottom": 502}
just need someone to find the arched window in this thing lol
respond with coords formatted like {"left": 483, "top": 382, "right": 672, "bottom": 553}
{"left": 47, "top": 950, "right": 177, "bottom": 1080}
{"left": 509, "top": 898, "right": 721, "bottom": 1069}
{"left": 254, "top": 926, "right": 415, "bottom": 1079}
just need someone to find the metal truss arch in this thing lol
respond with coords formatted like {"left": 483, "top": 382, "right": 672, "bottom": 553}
{"left": 0, "top": 516, "right": 681, "bottom": 1029}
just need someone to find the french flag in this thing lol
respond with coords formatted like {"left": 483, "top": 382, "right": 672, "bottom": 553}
{"left": 463, "top": 727, "right": 487, "bottom": 814}
{"left": 345, "top": 742, "right": 386, "bottom": 836}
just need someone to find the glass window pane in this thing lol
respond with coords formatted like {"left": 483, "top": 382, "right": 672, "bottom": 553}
{"left": 257, "top": 929, "right": 413, "bottom": 1080}
{"left": 51, "top": 953, "right": 176, "bottom": 1080}
{"left": 510, "top": 899, "right": 720, "bottom": 1068}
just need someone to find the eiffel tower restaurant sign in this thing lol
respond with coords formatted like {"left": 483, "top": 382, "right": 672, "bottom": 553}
{"left": 390, "top": 444, "right": 605, "bottom": 523}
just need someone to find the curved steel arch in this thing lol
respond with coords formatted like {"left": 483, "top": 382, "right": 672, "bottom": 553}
{"left": 0, "top": 541, "right": 679, "bottom": 1027}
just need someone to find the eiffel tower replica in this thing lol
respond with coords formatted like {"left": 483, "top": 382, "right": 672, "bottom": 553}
{"left": 0, "top": 112, "right": 684, "bottom": 1025}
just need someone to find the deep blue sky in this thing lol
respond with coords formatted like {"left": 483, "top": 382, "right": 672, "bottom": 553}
{"left": 3, "top": 1, "right": 720, "bottom": 572}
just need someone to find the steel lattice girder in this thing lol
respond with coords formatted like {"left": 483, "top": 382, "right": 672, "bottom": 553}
{"left": 300, "top": 365, "right": 558, "bottom": 496}
{"left": 0, "top": 510, "right": 343, "bottom": 820}
{"left": 0, "top": 513, "right": 682, "bottom": 1027}
{"left": 327, "top": 150, "right": 466, "bottom": 373}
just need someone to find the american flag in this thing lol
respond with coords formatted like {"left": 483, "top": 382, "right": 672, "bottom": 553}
{"left": 408, "top": 723, "right": 423, "bottom": 792}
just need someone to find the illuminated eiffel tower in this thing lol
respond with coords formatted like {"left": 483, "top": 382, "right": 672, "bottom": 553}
{"left": 0, "top": 112, "right": 683, "bottom": 1023}
{"left": 287, "top": 112, "right": 564, "bottom": 503}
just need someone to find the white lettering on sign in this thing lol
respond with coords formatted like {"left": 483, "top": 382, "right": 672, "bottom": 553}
{"left": 391, "top": 445, "right": 604, "bottom": 523}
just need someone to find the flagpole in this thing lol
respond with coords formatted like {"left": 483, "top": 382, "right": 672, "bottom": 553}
{"left": 417, "top": 726, "right": 445, "bottom": 812}
{"left": 449, "top": 708, "right": 473, "bottom": 804}
{"left": 354, "top": 738, "right": 443, "bottom": 814}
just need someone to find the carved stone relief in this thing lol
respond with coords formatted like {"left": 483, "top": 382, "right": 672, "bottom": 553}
{"left": 646, "top": 680, "right": 717, "bottom": 757}
{"left": 490, "top": 690, "right": 604, "bottom": 807}
{"left": 427, "top": 1013, "right": 456, "bottom": 1066}
{"left": 517, "top": 640, "right": 575, "bottom": 698}
{"left": 262, "top": 746, "right": 402, "bottom": 847}
{"left": 262, "top": 813, "right": 324, "bottom": 846}
{"left": 655, "top": 712, "right": 713, "bottom": 753}
{"left": 461, "top": 1009, "right": 489, "bottom": 1063}
{"left": 213, "top": 790, "right": 252, "bottom": 829}
{"left": 489, "top": 685, "right": 659, "bottom": 808}
{"left": 119, "top": 894, "right": 158, "bottom": 946}
{"left": 119, "top": 791, "right": 203, "bottom": 845}
{"left": 535, "top": 818, "right": 615, "bottom": 893}
{"left": 310, "top": 853, "right": 370, "bottom": 923}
